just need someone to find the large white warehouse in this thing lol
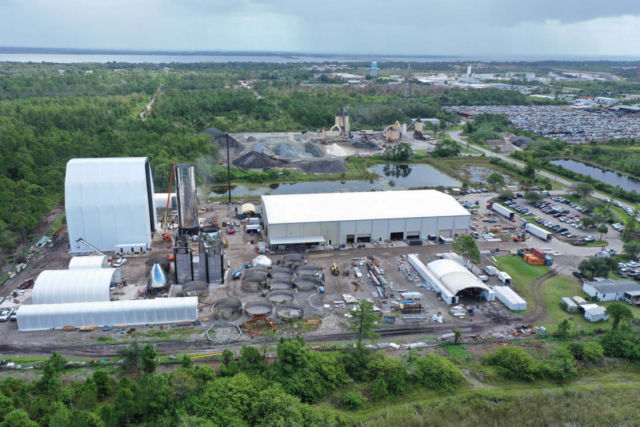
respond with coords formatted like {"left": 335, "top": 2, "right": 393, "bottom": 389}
{"left": 16, "top": 298, "right": 198, "bottom": 331}
{"left": 261, "top": 190, "right": 470, "bottom": 247}
{"left": 65, "top": 157, "right": 156, "bottom": 254}
{"left": 32, "top": 269, "right": 117, "bottom": 304}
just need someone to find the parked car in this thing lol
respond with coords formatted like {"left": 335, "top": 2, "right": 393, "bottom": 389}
{"left": 112, "top": 258, "right": 127, "bottom": 267}
{"left": 9, "top": 312, "right": 17, "bottom": 322}
{"left": 584, "top": 235, "right": 595, "bottom": 242}
{"left": 0, "top": 309, "right": 12, "bottom": 322}
{"left": 18, "top": 278, "right": 34, "bottom": 290}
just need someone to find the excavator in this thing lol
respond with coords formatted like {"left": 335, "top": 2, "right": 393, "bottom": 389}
{"left": 331, "top": 263, "right": 340, "bottom": 276}
{"left": 512, "top": 232, "right": 529, "bottom": 242}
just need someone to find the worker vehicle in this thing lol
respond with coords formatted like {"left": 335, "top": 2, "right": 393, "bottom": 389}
{"left": 227, "top": 227, "right": 236, "bottom": 235}
{"left": 523, "top": 222, "right": 552, "bottom": 241}
{"left": 331, "top": 263, "right": 340, "bottom": 276}
{"left": 488, "top": 202, "right": 516, "bottom": 221}
{"left": 112, "top": 258, "right": 127, "bottom": 267}
{"left": 0, "top": 309, "right": 12, "bottom": 322}
{"left": 232, "top": 263, "right": 251, "bottom": 280}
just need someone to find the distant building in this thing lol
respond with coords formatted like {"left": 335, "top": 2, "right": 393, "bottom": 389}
{"left": 370, "top": 61, "right": 378, "bottom": 78}
{"left": 525, "top": 73, "right": 536, "bottom": 81}
{"left": 466, "top": 65, "right": 472, "bottom": 76}
{"left": 594, "top": 96, "right": 620, "bottom": 105}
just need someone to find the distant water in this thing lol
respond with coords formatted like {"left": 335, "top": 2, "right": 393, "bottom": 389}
{"left": 2, "top": 48, "right": 637, "bottom": 64}
{"left": 0, "top": 52, "right": 452, "bottom": 64}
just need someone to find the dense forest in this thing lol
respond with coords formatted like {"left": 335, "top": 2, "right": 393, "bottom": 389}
{"left": 1, "top": 316, "right": 640, "bottom": 426}
{"left": 0, "top": 62, "right": 563, "bottom": 251}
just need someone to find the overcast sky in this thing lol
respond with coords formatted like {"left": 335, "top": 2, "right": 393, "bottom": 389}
{"left": 1, "top": 0, "right": 639, "bottom": 57}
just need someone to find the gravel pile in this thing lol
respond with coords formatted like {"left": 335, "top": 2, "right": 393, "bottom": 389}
{"left": 233, "top": 151, "right": 288, "bottom": 169}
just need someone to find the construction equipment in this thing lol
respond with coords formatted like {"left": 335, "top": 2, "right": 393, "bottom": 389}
{"left": 513, "top": 232, "right": 528, "bottom": 242}
{"left": 232, "top": 263, "right": 251, "bottom": 280}
{"left": 75, "top": 238, "right": 105, "bottom": 256}
{"left": 331, "top": 263, "right": 340, "bottom": 276}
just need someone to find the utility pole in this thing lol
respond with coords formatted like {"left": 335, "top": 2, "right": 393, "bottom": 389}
{"left": 226, "top": 133, "right": 232, "bottom": 220}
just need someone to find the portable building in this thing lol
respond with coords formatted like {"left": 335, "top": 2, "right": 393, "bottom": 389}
{"left": 32, "top": 269, "right": 117, "bottom": 304}
{"left": 582, "top": 304, "right": 608, "bottom": 322}
{"left": 561, "top": 297, "right": 578, "bottom": 313}
{"left": 261, "top": 190, "right": 470, "bottom": 247}
{"left": 68, "top": 255, "right": 110, "bottom": 270}
{"left": 17, "top": 297, "right": 198, "bottom": 331}
{"left": 65, "top": 157, "right": 156, "bottom": 254}
{"left": 582, "top": 279, "right": 640, "bottom": 302}
{"left": 572, "top": 296, "right": 588, "bottom": 306}
{"left": 492, "top": 286, "right": 527, "bottom": 310}
{"left": 497, "top": 271, "right": 512, "bottom": 285}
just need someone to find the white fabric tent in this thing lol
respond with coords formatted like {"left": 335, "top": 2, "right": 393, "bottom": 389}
{"left": 32, "top": 269, "right": 115, "bottom": 304}
{"left": 17, "top": 297, "right": 198, "bottom": 331}
{"left": 69, "top": 255, "right": 110, "bottom": 269}
{"left": 65, "top": 157, "right": 156, "bottom": 254}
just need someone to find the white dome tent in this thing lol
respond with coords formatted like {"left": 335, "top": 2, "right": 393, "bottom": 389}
{"left": 252, "top": 255, "right": 272, "bottom": 268}
{"left": 68, "top": 255, "right": 110, "bottom": 270}
{"left": 32, "top": 269, "right": 116, "bottom": 304}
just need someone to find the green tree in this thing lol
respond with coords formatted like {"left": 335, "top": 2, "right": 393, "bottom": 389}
{"left": 553, "top": 319, "right": 572, "bottom": 339}
{"left": 411, "top": 355, "right": 462, "bottom": 391}
{"left": 524, "top": 191, "right": 541, "bottom": 204}
{"left": 524, "top": 163, "right": 536, "bottom": 179}
{"left": 453, "top": 328, "right": 463, "bottom": 345}
{"left": 114, "top": 388, "right": 136, "bottom": 424}
{"left": 120, "top": 342, "right": 141, "bottom": 376}
{"left": 571, "top": 182, "right": 594, "bottom": 199}
{"left": 623, "top": 240, "right": 640, "bottom": 259}
{"left": 140, "top": 344, "right": 158, "bottom": 374}
{"left": 0, "top": 409, "right": 37, "bottom": 427}
{"left": 432, "top": 137, "right": 461, "bottom": 157}
{"left": 484, "top": 346, "right": 539, "bottom": 381}
{"left": 606, "top": 302, "right": 633, "bottom": 330}
{"left": 597, "top": 223, "right": 608, "bottom": 241}
{"left": 578, "top": 257, "right": 612, "bottom": 280}
{"left": 92, "top": 370, "right": 114, "bottom": 399}
{"left": 180, "top": 355, "right": 193, "bottom": 369}
{"left": 342, "top": 392, "right": 364, "bottom": 410}
{"left": 452, "top": 235, "right": 481, "bottom": 264}
{"left": 487, "top": 172, "right": 505, "bottom": 191}
{"left": 347, "top": 300, "right": 380, "bottom": 349}
{"left": 238, "top": 345, "right": 264, "bottom": 373}
{"left": 37, "top": 352, "right": 66, "bottom": 395}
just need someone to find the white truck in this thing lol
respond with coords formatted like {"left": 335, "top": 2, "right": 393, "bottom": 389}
{"left": 246, "top": 217, "right": 261, "bottom": 234}
{"left": 524, "top": 222, "right": 552, "bottom": 241}
{"left": 489, "top": 202, "right": 515, "bottom": 221}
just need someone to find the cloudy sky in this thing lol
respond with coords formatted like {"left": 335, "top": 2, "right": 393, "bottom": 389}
{"left": 1, "top": 0, "right": 639, "bottom": 57}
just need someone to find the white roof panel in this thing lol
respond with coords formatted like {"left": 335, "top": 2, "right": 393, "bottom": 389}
{"left": 261, "top": 190, "right": 470, "bottom": 224}
{"left": 69, "top": 255, "right": 109, "bottom": 269}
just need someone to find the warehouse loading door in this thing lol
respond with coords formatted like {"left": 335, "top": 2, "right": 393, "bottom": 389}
{"left": 406, "top": 232, "right": 420, "bottom": 240}
{"left": 356, "top": 235, "right": 371, "bottom": 243}
{"left": 346, "top": 235, "right": 355, "bottom": 244}
{"left": 389, "top": 232, "right": 404, "bottom": 241}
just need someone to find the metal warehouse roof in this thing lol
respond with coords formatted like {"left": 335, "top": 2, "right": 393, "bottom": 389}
{"left": 261, "top": 190, "right": 470, "bottom": 224}
{"left": 585, "top": 279, "right": 640, "bottom": 294}
{"left": 32, "top": 269, "right": 115, "bottom": 304}
{"left": 426, "top": 259, "right": 491, "bottom": 296}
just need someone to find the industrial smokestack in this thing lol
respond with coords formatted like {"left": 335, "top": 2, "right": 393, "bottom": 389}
{"left": 175, "top": 163, "right": 199, "bottom": 234}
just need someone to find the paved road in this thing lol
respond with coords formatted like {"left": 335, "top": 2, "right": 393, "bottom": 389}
{"left": 446, "top": 129, "right": 638, "bottom": 213}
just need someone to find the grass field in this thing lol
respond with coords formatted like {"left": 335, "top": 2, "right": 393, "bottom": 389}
{"left": 494, "top": 255, "right": 550, "bottom": 315}
{"left": 349, "top": 381, "right": 640, "bottom": 426}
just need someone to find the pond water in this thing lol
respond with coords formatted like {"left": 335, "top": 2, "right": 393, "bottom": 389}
{"left": 210, "top": 163, "right": 461, "bottom": 198}
{"left": 549, "top": 159, "right": 640, "bottom": 193}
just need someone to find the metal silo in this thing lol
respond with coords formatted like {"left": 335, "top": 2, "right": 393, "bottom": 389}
{"left": 175, "top": 163, "right": 199, "bottom": 234}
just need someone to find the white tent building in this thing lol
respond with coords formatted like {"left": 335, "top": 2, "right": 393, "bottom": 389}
{"left": 261, "top": 190, "right": 470, "bottom": 247}
{"left": 32, "top": 269, "right": 116, "bottom": 304}
{"left": 16, "top": 297, "right": 198, "bottom": 331}
{"left": 408, "top": 255, "right": 494, "bottom": 304}
{"left": 492, "top": 286, "right": 527, "bottom": 311}
{"left": 68, "top": 255, "right": 110, "bottom": 270}
{"left": 65, "top": 157, "right": 156, "bottom": 254}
